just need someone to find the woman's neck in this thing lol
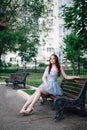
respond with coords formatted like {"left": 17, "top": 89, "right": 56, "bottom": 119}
{"left": 52, "top": 64, "right": 56, "bottom": 67}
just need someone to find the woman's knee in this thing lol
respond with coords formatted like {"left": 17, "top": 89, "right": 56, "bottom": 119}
{"left": 35, "top": 88, "right": 41, "bottom": 93}
{"left": 36, "top": 87, "right": 44, "bottom": 94}
{"left": 38, "top": 87, "right": 48, "bottom": 95}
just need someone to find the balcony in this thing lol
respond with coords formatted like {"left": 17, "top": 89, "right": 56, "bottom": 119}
{"left": 0, "top": 8, "right": 6, "bottom": 30}
{"left": 0, "top": 21, "right": 6, "bottom": 30}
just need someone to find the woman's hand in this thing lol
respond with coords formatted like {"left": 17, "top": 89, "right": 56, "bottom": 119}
{"left": 44, "top": 82, "right": 49, "bottom": 88}
{"left": 72, "top": 76, "right": 80, "bottom": 79}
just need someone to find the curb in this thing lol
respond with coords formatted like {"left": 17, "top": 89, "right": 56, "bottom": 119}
{"left": 0, "top": 82, "right": 37, "bottom": 100}
{"left": 0, "top": 82, "right": 6, "bottom": 85}
{"left": 17, "top": 89, "right": 31, "bottom": 100}
{"left": 17, "top": 86, "right": 37, "bottom": 100}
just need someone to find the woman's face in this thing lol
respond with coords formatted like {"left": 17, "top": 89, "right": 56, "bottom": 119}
{"left": 50, "top": 55, "right": 56, "bottom": 64}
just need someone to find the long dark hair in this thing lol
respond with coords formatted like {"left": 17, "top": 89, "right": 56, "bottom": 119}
{"left": 48, "top": 54, "right": 61, "bottom": 76}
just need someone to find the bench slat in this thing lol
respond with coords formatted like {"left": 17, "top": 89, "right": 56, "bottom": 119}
{"left": 63, "top": 88, "right": 79, "bottom": 95}
{"left": 61, "top": 81, "right": 84, "bottom": 87}
{"left": 63, "top": 92, "right": 77, "bottom": 99}
{"left": 62, "top": 84, "right": 82, "bottom": 90}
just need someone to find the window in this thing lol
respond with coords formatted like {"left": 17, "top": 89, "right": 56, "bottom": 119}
{"left": 47, "top": 47, "right": 54, "bottom": 52}
{"left": 47, "top": 0, "right": 53, "bottom": 4}
{"left": 47, "top": 19, "right": 53, "bottom": 25}
{"left": 10, "top": 57, "right": 16, "bottom": 62}
{"left": 48, "top": 0, "right": 53, "bottom": 2}
{"left": 48, "top": 28, "right": 54, "bottom": 33}
{"left": 47, "top": 10, "right": 53, "bottom": 16}
{"left": 46, "top": 38, "right": 54, "bottom": 43}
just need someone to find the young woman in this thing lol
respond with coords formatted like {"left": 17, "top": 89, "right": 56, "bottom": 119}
{"left": 19, "top": 54, "right": 79, "bottom": 115}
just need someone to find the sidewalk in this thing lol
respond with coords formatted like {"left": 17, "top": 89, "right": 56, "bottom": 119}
{"left": 0, "top": 83, "right": 87, "bottom": 130}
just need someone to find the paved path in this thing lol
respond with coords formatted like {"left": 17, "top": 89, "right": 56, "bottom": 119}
{"left": 0, "top": 84, "right": 87, "bottom": 130}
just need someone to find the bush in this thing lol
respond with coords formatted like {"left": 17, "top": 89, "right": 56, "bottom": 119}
{"left": 0, "top": 69, "right": 18, "bottom": 73}
{"left": 7, "top": 62, "right": 12, "bottom": 67}
{"left": 39, "top": 63, "right": 46, "bottom": 67}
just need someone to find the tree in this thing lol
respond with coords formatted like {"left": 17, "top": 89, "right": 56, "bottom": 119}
{"left": 18, "top": 0, "right": 44, "bottom": 62}
{"left": 63, "top": 33, "right": 82, "bottom": 73}
{"left": 0, "top": 0, "right": 44, "bottom": 67}
{"left": 62, "top": 0, "right": 87, "bottom": 73}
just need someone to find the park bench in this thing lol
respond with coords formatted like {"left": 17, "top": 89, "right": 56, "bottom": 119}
{"left": 5, "top": 71, "right": 29, "bottom": 89}
{"left": 41, "top": 78, "right": 87, "bottom": 120}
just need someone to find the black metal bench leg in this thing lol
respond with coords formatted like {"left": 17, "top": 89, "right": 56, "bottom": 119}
{"left": 13, "top": 82, "right": 18, "bottom": 89}
{"left": 23, "top": 83, "right": 26, "bottom": 89}
{"left": 54, "top": 98, "right": 65, "bottom": 121}
{"left": 80, "top": 102, "right": 86, "bottom": 116}
{"left": 79, "top": 94, "right": 87, "bottom": 117}
{"left": 40, "top": 95, "right": 47, "bottom": 105}
{"left": 5, "top": 81, "right": 9, "bottom": 86}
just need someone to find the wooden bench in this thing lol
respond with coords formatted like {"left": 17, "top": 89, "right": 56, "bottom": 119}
{"left": 5, "top": 71, "right": 29, "bottom": 89}
{"left": 41, "top": 78, "right": 87, "bottom": 120}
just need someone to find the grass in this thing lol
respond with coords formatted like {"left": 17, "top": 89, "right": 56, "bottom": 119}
{"left": 24, "top": 89, "right": 35, "bottom": 95}
{"left": 26, "top": 72, "right": 43, "bottom": 87}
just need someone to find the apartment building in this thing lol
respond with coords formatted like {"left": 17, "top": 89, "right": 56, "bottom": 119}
{"left": 36, "top": 0, "right": 72, "bottom": 64}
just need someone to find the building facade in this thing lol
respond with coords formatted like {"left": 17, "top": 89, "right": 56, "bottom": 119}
{"left": 36, "top": 0, "right": 72, "bottom": 64}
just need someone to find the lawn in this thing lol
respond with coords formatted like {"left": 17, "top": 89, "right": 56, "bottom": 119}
{"left": 26, "top": 72, "right": 43, "bottom": 87}
{"left": 24, "top": 89, "right": 36, "bottom": 95}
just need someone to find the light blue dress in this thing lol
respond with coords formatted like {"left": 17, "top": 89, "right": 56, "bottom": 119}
{"left": 39, "top": 67, "right": 63, "bottom": 96}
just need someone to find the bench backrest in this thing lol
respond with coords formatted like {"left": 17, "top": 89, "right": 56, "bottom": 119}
{"left": 61, "top": 78, "right": 87, "bottom": 101}
{"left": 13, "top": 72, "right": 29, "bottom": 81}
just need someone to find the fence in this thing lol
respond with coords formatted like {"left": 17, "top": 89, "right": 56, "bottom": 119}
{"left": 0, "top": 68, "right": 87, "bottom": 75}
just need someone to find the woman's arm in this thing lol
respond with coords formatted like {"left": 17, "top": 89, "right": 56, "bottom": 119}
{"left": 60, "top": 66, "right": 80, "bottom": 79}
{"left": 42, "top": 67, "right": 49, "bottom": 87}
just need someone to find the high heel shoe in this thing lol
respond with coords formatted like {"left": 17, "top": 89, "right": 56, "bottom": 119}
{"left": 23, "top": 107, "right": 34, "bottom": 116}
{"left": 19, "top": 110, "right": 26, "bottom": 116}
{"left": 19, "top": 107, "right": 26, "bottom": 115}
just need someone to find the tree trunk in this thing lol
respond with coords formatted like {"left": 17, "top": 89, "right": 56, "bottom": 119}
{"left": 77, "top": 57, "right": 80, "bottom": 74}
{"left": 0, "top": 54, "right": 2, "bottom": 71}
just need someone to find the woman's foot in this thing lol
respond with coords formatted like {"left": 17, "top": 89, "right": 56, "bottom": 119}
{"left": 19, "top": 108, "right": 26, "bottom": 115}
{"left": 23, "top": 106, "right": 34, "bottom": 115}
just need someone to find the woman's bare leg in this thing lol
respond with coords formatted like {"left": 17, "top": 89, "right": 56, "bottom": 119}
{"left": 24, "top": 88, "right": 47, "bottom": 114}
{"left": 19, "top": 92, "right": 36, "bottom": 114}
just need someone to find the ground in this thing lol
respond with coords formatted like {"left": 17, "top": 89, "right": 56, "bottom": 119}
{"left": 0, "top": 84, "right": 87, "bottom": 130}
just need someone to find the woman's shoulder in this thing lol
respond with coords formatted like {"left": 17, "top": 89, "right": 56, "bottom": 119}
{"left": 45, "top": 66, "right": 49, "bottom": 71}
{"left": 46, "top": 66, "right": 49, "bottom": 69}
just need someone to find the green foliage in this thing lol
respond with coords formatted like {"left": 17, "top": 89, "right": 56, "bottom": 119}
{"left": 39, "top": 63, "right": 46, "bottom": 67}
{"left": 24, "top": 89, "right": 35, "bottom": 95}
{"left": 62, "top": 0, "right": 87, "bottom": 73}
{"left": 62, "top": 0, "right": 87, "bottom": 34}
{"left": 63, "top": 33, "right": 82, "bottom": 69}
{"left": 80, "top": 58, "right": 87, "bottom": 69}
{"left": 16, "top": 0, "right": 45, "bottom": 62}
{"left": 0, "top": 69, "right": 18, "bottom": 73}
{"left": 0, "top": 0, "right": 44, "bottom": 63}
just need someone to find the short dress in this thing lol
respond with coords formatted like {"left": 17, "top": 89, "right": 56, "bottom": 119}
{"left": 39, "top": 67, "right": 63, "bottom": 96}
